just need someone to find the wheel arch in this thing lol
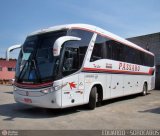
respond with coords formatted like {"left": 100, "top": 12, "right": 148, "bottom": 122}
{"left": 91, "top": 83, "right": 103, "bottom": 101}
{"left": 144, "top": 81, "right": 148, "bottom": 90}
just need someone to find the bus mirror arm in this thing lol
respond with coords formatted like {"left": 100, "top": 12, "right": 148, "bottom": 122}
{"left": 6, "top": 44, "right": 22, "bottom": 61}
{"left": 53, "top": 36, "right": 81, "bottom": 56}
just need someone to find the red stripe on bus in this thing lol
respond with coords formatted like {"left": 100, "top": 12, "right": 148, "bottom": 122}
{"left": 14, "top": 81, "right": 53, "bottom": 88}
{"left": 82, "top": 67, "right": 152, "bottom": 75}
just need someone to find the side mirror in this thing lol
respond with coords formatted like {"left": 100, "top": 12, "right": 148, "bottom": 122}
{"left": 6, "top": 44, "right": 22, "bottom": 61}
{"left": 53, "top": 36, "right": 81, "bottom": 56}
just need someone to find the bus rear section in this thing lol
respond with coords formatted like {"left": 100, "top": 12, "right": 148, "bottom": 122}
{"left": 81, "top": 31, "right": 155, "bottom": 109}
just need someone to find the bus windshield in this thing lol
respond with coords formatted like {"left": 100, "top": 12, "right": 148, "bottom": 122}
{"left": 16, "top": 30, "right": 67, "bottom": 83}
{"left": 15, "top": 29, "right": 93, "bottom": 84}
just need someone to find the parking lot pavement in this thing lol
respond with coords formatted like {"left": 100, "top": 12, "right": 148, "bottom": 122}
{"left": 0, "top": 85, "right": 160, "bottom": 130}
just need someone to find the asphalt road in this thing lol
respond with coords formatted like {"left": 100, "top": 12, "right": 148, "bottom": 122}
{"left": 0, "top": 85, "right": 160, "bottom": 130}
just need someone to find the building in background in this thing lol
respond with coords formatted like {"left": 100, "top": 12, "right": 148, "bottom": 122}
{"left": 127, "top": 32, "right": 160, "bottom": 89}
{"left": 0, "top": 58, "right": 16, "bottom": 84}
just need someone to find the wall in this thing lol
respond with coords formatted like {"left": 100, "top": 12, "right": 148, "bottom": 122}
{"left": 0, "top": 59, "right": 16, "bottom": 81}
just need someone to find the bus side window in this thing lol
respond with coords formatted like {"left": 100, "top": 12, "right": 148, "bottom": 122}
{"left": 68, "top": 29, "right": 93, "bottom": 65}
{"left": 90, "top": 35, "right": 106, "bottom": 62}
{"left": 106, "top": 43, "right": 112, "bottom": 59}
{"left": 63, "top": 50, "right": 74, "bottom": 71}
{"left": 62, "top": 47, "right": 79, "bottom": 76}
{"left": 111, "top": 41, "right": 124, "bottom": 61}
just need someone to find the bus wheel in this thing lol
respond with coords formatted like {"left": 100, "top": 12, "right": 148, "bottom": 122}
{"left": 88, "top": 87, "right": 97, "bottom": 110}
{"left": 141, "top": 83, "right": 147, "bottom": 96}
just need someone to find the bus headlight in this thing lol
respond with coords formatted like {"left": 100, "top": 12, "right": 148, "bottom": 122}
{"left": 41, "top": 88, "right": 53, "bottom": 94}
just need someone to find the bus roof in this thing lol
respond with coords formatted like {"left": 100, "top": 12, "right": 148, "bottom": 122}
{"left": 29, "top": 24, "right": 154, "bottom": 56}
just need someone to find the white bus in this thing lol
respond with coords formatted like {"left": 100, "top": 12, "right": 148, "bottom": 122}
{"left": 6, "top": 24, "right": 155, "bottom": 109}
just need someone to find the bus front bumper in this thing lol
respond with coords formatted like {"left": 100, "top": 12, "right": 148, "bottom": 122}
{"left": 13, "top": 87, "right": 62, "bottom": 109}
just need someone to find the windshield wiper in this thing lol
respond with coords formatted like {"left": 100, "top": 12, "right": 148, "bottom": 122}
{"left": 17, "top": 51, "right": 42, "bottom": 83}
{"left": 17, "top": 56, "right": 31, "bottom": 82}
{"left": 18, "top": 51, "right": 34, "bottom": 82}
{"left": 30, "top": 59, "right": 42, "bottom": 83}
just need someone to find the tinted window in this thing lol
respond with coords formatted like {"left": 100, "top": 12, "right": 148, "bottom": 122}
{"left": 150, "top": 55, "right": 154, "bottom": 67}
{"left": 90, "top": 35, "right": 106, "bottom": 62}
{"left": 68, "top": 29, "right": 93, "bottom": 47}
{"left": 79, "top": 46, "right": 88, "bottom": 66}
{"left": 62, "top": 47, "right": 79, "bottom": 76}
{"left": 124, "top": 46, "right": 136, "bottom": 64}
{"left": 139, "top": 51, "right": 145, "bottom": 65}
{"left": 124, "top": 46, "right": 154, "bottom": 67}
{"left": 144, "top": 53, "right": 154, "bottom": 67}
{"left": 16, "top": 30, "right": 67, "bottom": 83}
{"left": 90, "top": 34, "right": 154, "bottom": 67}
{"left": 91, "top": 35, "right": 125, "bottom": 62}
{"left": 105, "top": 40, "right": 112, "bottom": 59}
{"left": 8, "top": 67, "right": 15, "bottom": 71}
{"left": 68, "top": 29, "right": 93, "bottom": 66}
{"left": 61, "top": 29, "right": 93, "bottom": 76}
{"left": 111, "top": 41, "right": 124, "bottom": 61}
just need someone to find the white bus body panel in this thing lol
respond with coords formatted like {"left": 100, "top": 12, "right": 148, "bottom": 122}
{"left": 123, "top": 75, "right": 141, "bottom": 95}
{"left": 110, "top": 74, "right": 124, "bottom": 98}
{"left": 61, "top": 73, "right": 84, "bottom": 108}
{"left": 83, "top": 73, "right": 108, "bottom": 103}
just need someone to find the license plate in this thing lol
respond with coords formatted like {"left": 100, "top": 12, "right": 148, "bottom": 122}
{"left": 24, "top": 98, "right": 32, "bottom": 103}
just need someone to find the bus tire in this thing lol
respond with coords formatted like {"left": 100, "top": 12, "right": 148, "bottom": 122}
{"left": 88, "top": 87, "right": 97, "bottom": 110}
{"left": 141, "top": 83, "right": 147, "bottom": 96}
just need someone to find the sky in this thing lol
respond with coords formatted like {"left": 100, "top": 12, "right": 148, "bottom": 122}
{"left": 0, "top": 0, "right": 160, "bottom": 58}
